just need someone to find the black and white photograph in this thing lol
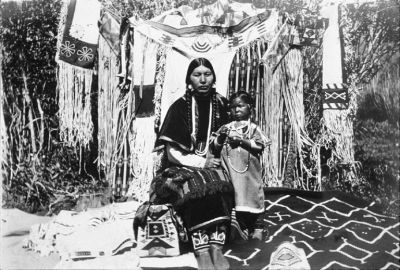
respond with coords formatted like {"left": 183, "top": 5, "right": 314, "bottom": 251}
{"left": 1, "top": 0, "right": 399, "bottom": 269}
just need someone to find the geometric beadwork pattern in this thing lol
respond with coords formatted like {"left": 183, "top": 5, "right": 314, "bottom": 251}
{"left": 322, "top": 83, "right": 349, "bottom": 110}
{"left": 289, "top": 16, "right": 328, "bottom": 47}
{"left": 224, "top": 189, "right": 399, "bottom": 270}
{"left": 136, "top": 205, "right": 180, "bottom": 257}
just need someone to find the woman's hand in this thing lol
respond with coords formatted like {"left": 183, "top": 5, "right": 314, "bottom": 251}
{"left": 204, "top": 157, "right": 221, "bottom": 168}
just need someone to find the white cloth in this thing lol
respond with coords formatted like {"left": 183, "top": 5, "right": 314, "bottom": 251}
{"left": 68, "top": 0, "right": 101, "bottom": 44}
{"left": 23, "top": 201, "right": 140, "bottom": 259}
{"left": 322, "top": 4, "right": 342, "bottom": 85}
{"left": 132, "top": 31, "right": 158, "bottom": 86}
{"left": 166, "top": 144, "right": 206, "bottom": 168}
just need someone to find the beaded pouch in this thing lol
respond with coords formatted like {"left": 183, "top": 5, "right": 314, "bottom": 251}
{"left": 136, "top": 204, "right": 184, "bottom": 257}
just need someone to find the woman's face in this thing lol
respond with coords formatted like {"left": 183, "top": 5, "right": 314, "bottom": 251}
{"left": 230, "top": 97, "right": 251, "bottom": 121}
{"left": 189, "top": 65, "right": 214, "bottom": 95}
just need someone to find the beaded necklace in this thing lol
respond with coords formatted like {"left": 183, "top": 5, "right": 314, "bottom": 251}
{"left": 192, "top": 95, "right": 213, "bottom": 156}
{"left": 225, "top": 119, "right": 251, "bottom": 173}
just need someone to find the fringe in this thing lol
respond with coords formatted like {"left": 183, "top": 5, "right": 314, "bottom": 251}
{"left": 98, "top": 35, "right": 120, "bottom": 183}
{"left": 0, "top": 42, "right": 7, "bottom": 185}
{"left": 153, "top": 45, "right": 168, "bottom": 132}
{"left": 321, "top": 83, "right": 357, "bottom": 167}
{"left": 57, "top": 61, "right": 94, "bottom": 148}
{"left": 124, "top": 39, "right": 169, "bottom": 201}
{"left": 259, "top": 47, "right": 311, "bottom": 188}
{"left": 280, "top": 49, "right": 313, "bottom": 188}
{"left": 127, "top": 116, "right": 158, "bottom": 202}
{"left": 260, "top": 62, "right": 283, "bottom": 187}
{"left": 258, "top": 18, "right": 286, "bottom": 186}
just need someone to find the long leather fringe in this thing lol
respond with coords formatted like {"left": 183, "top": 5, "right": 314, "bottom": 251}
{"left": 98, "top": 35, "right": 120, "bottom": 183}
{"left": 0, "top": 42, "right": 7, "bottom": 185}
{"left": 57, "top": 61, "right": 93, "bottom": 148}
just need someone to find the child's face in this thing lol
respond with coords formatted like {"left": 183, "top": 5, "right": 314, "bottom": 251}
{"left": 230, "top": 97, "right": 250, "bottom": 121}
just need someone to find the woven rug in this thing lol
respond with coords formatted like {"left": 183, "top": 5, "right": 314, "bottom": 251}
{"left": 223, "top": 188, "right": 399, "bottom": 270}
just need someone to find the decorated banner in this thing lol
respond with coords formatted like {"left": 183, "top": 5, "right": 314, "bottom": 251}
{"left": 56, "top": 0, "right": 101, "bottom": 148}
{"left": 58, "top": 0, "right": 101, "bottom": 68}
{"left": 321, "top": 3, "right": 354, "bottom": 167}
{"left": 290, "top": 15, "right": 328, "bottom": 47}
{"left": 135, "top": 10, "right": 278, "bottom": 57}
{"left": 151, "top": 0, "right": 270, "bottom": 28}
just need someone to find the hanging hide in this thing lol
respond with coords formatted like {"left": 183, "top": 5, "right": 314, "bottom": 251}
{"left": 321, "top": 4, "right": 354, "bottom": 168}
{"left": 126, "top": 33, "right": 168, "bottom": 201}
{"left": 56, "top": 0, "right": 101, "bottom": 148}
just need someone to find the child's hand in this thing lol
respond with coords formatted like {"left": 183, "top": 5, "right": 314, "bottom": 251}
{"left": 217, "top": 126, "right": 229, "bottom": 144}
{"left": 228, "top": 135, "right": 242, "bottom": 148}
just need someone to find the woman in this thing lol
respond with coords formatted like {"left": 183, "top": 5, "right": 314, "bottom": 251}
{"left": 152, "top": 58, "right": 233, "bottom": 270}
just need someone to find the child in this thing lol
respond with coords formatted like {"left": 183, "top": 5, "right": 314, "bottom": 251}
{"left": 212, "top": 91, "right": 271, "bottom": 240}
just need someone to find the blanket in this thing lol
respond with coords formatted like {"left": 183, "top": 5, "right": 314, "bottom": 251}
{"left": 224, "top": 188, "right": 399, "bottom": 270}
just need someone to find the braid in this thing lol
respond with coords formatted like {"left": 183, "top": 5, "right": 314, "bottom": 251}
{"left": 185, "top": 87, "right": 192, "bottom": 135}
{"left": 211, "top": 88, "right": 218, "bottom": 132}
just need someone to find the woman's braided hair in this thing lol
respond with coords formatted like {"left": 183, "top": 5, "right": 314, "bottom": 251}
{"left": 185, "top": 58, "right": 219, "bottom": 139}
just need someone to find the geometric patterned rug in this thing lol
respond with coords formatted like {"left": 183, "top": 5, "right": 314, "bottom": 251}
{"left": 224, "top": 188, "right": 399, "bottom": 270}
